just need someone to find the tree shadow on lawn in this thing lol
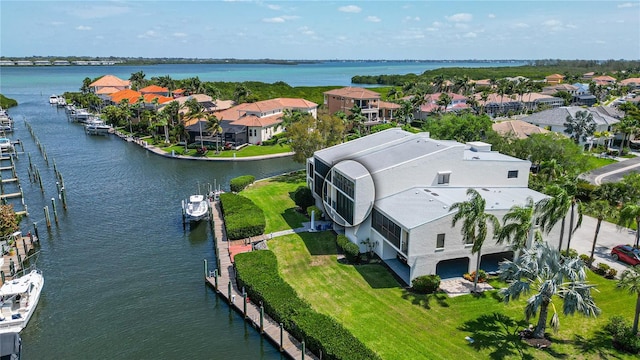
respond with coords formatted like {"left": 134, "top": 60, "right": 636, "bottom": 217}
{"left": 572, "top": 330, "right": 624, "bottom": 360}
{"left": 297, "top": 231, "right": 339, "bottom": 256}
{"left": 401, "top": 290, "right": 449, "bottom": 309}
{"left": 272, "top": 171, "right": 306, "bottom": 184}
{"left": 459, "top": 312, "right": 558, "bottom": 360}
{"left": 282, "top": 207, "right": 307, "bottom": 229}
{"left": 353, "top": 263, "right": 403, "bottom": 289}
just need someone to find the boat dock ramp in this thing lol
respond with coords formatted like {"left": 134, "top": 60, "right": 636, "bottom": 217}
{"left": 205, "top": 199, "right": 318, "bottom": 360}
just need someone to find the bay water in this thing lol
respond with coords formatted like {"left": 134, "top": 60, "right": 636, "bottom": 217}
{"left": 0, "top": 61, "right": 522, "bottom": 358}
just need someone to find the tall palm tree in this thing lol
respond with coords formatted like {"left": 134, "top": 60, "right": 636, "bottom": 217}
{"left": 617, "top": 265, "right": 640, "bottom": 335}
{"left": 500, "top": 242, "right": 600, "bottom": 339}
{"left": 129, "top": 71, "right": 146, "bottom": 91}
{"left": 564, "top": 110, "right": 596, "bottom": 144}
{"left": 583, "top": 200, "right": 615, "bottom": 265}
{"left": 536, "top": 184, "right": 571, "bottom": 250}
{"left": 205, "top": 114, "right": 223, "bottom": 154}
{"left": 450, "top": 189, "right": 500, "bottom": 292}
{"left": 618, "top": 203, "right": 640, "bottom": 248}
{"left": 565, "top": 186, "right": 584, "bottom": 253}
{"left": 496, "top": 197, "right": 540, "bottom": 251}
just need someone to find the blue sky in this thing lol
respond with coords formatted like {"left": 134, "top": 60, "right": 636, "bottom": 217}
{"left": 1, "top": 1, "right": 639, "bottom": 60}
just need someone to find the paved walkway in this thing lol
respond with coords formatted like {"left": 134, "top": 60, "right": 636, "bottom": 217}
{"left": 114, "top": 130, "right": 294, "bottom": 162}
{"left": 439, "top": 277, "right": 494, "bottom": 297}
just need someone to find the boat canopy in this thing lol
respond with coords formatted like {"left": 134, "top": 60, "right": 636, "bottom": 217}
{"left": 0, "top": 278, "right": 30, "bottom": 296}
{"left": 189, "top": 195, "right": 205, "bottom": 203}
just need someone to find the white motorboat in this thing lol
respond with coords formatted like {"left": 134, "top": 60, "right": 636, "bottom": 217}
{"left": 70, "top": 108, "right": 92, "bottom": 123}
{"left": 85, "top": 118, "right": 112, "bottom": 136}
{"left": 0, "top": 269, "right": 44, "bottom": 334}
{"left": 48, "top": 95, "right": 58, "bottom": 105}
{"left": 56, "top": 96, "right": 67, "bottom": 107}
{"left": 183, "top": 194, "right": 209, "bottom": 222}
{"left": 0, "top": 138, "right": 13, "bottom": 152}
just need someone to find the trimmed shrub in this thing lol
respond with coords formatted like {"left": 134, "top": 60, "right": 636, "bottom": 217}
{"left": 605, "top": 268, "right": 617, "bottom": 279}
{"left": 464, "top": 270, "right": 487, "bottom": 283}
{"left": 605, "top": 316, "right": 640, "bottom": 354}
{"left": 561, "top": 248, "right": 578, "bottom": 259}
{"left": 579, "top": 254, "right": 592, "bottom": 266}
{"left": 230, "top": 175, "right": 255, "bottom": 192}
{"left": 336, "top": 235, "right": 349, "bottom": 249}
{"left": 595, "top": 262, "right": 611, "bottom": 276}
{"left": 307, "top": 205, "right": 322, "bottom": 220}
{"left": 342, "top": 242, "right": 360, "bottom": 263}
{"left": 219, "top": 192, "right": 265, "bottom": 240}
{"left": 293, "top": 186, "right": 314, "bottom": 210}
{"left": 235, "top": 250, "right": 381, "bottom": 360}
{"left": 412, "top": 274, "right": 441, "bottom": 294}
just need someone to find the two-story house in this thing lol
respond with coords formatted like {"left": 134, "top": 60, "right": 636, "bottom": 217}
{"left": 306, "top": 128, "right": 559, "bottom": 284}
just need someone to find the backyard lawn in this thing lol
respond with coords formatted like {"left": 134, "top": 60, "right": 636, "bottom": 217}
{"left": 241, "top": 171, "right": 308, "bottom": 233}
{"left": 162, "top": 143, "right": 292, "bottom": 158}
{"left": 268, "top": 232, "right": 638, "bottom": 360}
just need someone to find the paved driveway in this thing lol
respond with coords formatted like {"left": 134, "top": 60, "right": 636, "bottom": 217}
{"left": 580, "top": 155, "right": 640, "bottom": 185}
{"left": 564, "top": 215, "right": 638, "bottom": 276}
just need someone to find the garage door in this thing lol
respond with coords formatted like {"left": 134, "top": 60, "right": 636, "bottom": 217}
{"left": 481, "top": 251, "right": 514, "bottom": 273}
{"left": 436, "top": 257, "right": 470, "bottom": 279}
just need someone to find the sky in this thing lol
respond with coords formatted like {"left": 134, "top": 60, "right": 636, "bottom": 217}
{"left": 1, "top": 0, "right": 639, "bottom": 60}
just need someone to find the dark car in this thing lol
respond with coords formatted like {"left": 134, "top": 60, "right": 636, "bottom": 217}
{"left": 611, "top": 245, "right": 640, "bottom": 266}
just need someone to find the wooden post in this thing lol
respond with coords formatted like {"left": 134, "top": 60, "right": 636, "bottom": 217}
{"left": 242, "top": 292, "right": 247, "bottom": 318}
{"left": 260, "top": 303, "right": 264, "bottom": 334}
{"left": 44, "top": 206, "right": 51, "bottom": 228}
{"left": 181, "top": 200, "right": 186, "bottom": 228}
{"left": 51, "top": 198, "right": 58, "bottom": 225}
{"left": 302, "top": 340, "right": 305, "bottom": 360}
{"left": 279, "top": 323, "right": 284, "bottom": 352}
{"left": 37, "top": 169, "right": 44, "bottom": 193}
{"left": 213, "top": 269, "right": 218, "bottom": 290}
{"left": 33, "top": 222, "right": 39, "bottom": 241}
{"left": 60, "top": 187, "right": 67, "bottom": 210}
{"left": 204, "top": 259, "right": 208, "bottom": 279}
{"left": 0, "top": 271, "right": 4, "bottom": 284}
{"left": 227, "top": 281, "right": 232, "bottom": 302}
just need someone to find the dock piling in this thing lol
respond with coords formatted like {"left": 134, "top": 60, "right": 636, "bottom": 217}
{"left": 260, "top": 304, "right": 264, "bottom": 334}
{"left": 44, "top": 206, "right": 51, "bottom": 228}
{"left": 279, "top": 323, "right": 284, "bottom": 352}
{"left": 203, "top": 259, "right": 208, "bottom": 279}
{"left": 51, "top": 198, "right": 59, "bottom": 225}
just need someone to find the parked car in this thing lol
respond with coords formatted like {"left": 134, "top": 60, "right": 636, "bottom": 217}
{"left": 610, "top": 245, "right": 640, "bottom": 266}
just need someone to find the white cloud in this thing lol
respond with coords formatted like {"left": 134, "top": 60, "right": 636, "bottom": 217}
{"left": 263, "top": 17, "right": 285, "bottom": 23}
{"left": 173, "top": 32, "right": 187, "bottom": 37}
{"left": 455, "top": 23, "right": 469, "bottom": 29}
{"left": 488, "top": 14, "right": 496, "bottom": 18}
{"left": 298, "top": 26, "right": 315, "bottom": 36}
{"left": 463, "top": 32, "right": 477, "bottom": 38}
{"left": 566, "top": 24, "right": 577, "bottom": 29}
{"left": 50, "top": 21, "right": 64, "bottom": 26}
{"left": 69, "top": 5, "right": 130, "bottom": 19}
{"left": 404, "top": 16, "right": 420, "bottom": 22}
{"left": 446, "top": 13, "right": 472, "bottom": 22}
{"left": 76, "top": 25, "right": 92, "bottom": 31}
{"left": 426, "top": 27, "right": 438, "bottom": 32}
{"left": 366, "top": 16, "right": 381, "bottom": 23}
{"left": 617, "top": 2, "right": 637, "bottom": 8}
{"left": 513, "top": 23, "right": 530, "bottom": 28}
{"left": 137, "top": 30, "right": 157, "bottom": 39}
{"left": 338, "top": 5, "right": 362, "bottom": 13}
{"left": 267, "top": 4, "right": 281, "bottom": 10}
{"left": 432, "top": 21, "right": 442, "bottom": 27}
{"left": 542, "top": 19, "right": 565, "bottom": 31}
{"left": 396, "top": 29, "right": 425, "bottom": 40}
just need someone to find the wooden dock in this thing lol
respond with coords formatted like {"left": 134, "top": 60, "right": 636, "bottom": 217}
{"left": 205, "top": 200, "right": 317, "bottom": 360}
{"left": 0, "top": 234, "right": 38, "bottom": 285}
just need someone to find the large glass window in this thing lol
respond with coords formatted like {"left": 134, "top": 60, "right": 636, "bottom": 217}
{"left": 372, "top": 208, "right": 401, "bottom": 249}
{"left": 314, "top": 158, "right": 331, "bottom": 197}
{"left": 333, "top": 171, "right": 354, "bottom": 198}
{"left": 335, "top": 192, "right": 354, "bottom": 225}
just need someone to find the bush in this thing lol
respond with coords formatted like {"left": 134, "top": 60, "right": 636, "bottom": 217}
{"left": 230, "top": 175, "right": 255, "bottom": 192}
{"left": 605, "top": 268, "right": 618, "bottom": 279}
{"left": 579, "top": 254, "right": 592, "bottom": 266}
{"left": 307, "top": 205, "right": 322, "bottom": 220}
{"left": 235, "top": 250, "right": 380, "bottom": 360}
{"left": 293, "top": 186, "right": 315, "bottom": 210}
{"left": 463, "top": 270, "right": 487, "bottom": 283}
{"left": 412, "top": 274, "right": 441, "bottom": 294}
{"left": 605, "top": 316, "right": 640, "bottom": 354}
{"left": 595, "top": 262, "right": 611, "bottom": 275}
{"left": 336, "top": 235, "right": 349, "bottom": 249}
{"left": 342, "top": 242, "right": 360, "bottom": 263}
{"left": 219, "top": 193, "right": 265, "bottom": 240}
{"left": 561, "top": 248, "right": 578, "bottom": 258}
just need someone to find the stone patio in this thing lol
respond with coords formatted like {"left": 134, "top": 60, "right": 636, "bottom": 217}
{"left": 439, "top": 277, "right": 494, "bottom": 297}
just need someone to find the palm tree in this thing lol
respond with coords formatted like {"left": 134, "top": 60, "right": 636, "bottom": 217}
{"left": 583, "top": 200, "right": 615, "bottom": 265}
{"left": 536, "top": 184, "right": 571, "bottom": 250}
{"left": 205, "top": 114, "right": 223, "bottom": 153}
{"left": 129, "top": 71, "right": 146, "bottom": 90}
{"left": 450, "top": 189, "right": 500, "bottom": 292}
{"left": 80, "top": 77, "right": 92, "bottom": 94}
{"left": 565, "top": 186, "right": 584, "bottom": 253}
{"left": 618, "top": 203, "right": 640, "bottom": 248}
{"left": 437, "top": 93, "right": 452, "bottom": 113}
{"left": 499, "top": 242, "right": 600, "bottom": 339}
{"left": 617, "top": 265, "right": 640, "bottom": 335}
{"left": 564, "top": 110, "right": 596, "bottom": 144}
{"left": 496, "top": 197, "right": 540, "bottom": 251}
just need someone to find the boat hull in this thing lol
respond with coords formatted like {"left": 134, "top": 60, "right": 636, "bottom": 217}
{"left": 0, "top": 270, "right": 44, "bottom": 334}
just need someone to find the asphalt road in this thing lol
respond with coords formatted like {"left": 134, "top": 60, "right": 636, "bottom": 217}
{"left": 580, "top": 154, "right": 640, "bottom": 185}
{"left": 564, "top": 215, "right": 638, "bottom": 276}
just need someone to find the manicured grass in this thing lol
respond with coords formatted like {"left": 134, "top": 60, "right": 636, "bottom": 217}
{"left": 162, "top": 143, "right": 292, "bottom": 158}
{"left": 583, "top": 155, "right": 617, "bottom": 171}
{"left": 241, "top": 172, "right": 308, "bottom": 233}
{"left": 269, "top": 232, "right": 638, "bottom": 360}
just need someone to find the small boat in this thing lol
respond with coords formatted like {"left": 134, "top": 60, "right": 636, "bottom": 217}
{"left": 85, "top": 118, "right": 112, "bottom": 136}
{"left": 183, "top": 194, "right": 209, "bottom": 222}
{"left": 0, "top": 138, "right": 13, "bottom": 152}
{"left": 0, "top": 269, "right": 44, "bottom": 334}
{"left": 56, "top": 96, "right": 67, "bottom": 107}
{"left": 48, "top": 95, "right": 58, "bottom": 105}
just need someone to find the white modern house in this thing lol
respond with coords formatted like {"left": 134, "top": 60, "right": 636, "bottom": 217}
{"left": 306, "top": 128, "right": 558, "bottom": 284}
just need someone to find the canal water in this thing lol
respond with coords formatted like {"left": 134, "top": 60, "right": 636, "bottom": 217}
{"left": 5, "top": 95, "right": 300, "bottom": 358}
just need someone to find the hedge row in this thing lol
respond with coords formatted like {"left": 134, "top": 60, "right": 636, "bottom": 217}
{"left": 230, "top": 175, "right": 255, "bottom": 192}
{"left": 219, "top": 192, "right": 265, "bottom": 240}
{"left": 336, "top": 235, "right": 360, "bottom": 263}
{"left": 235, "top": 250, "right": 380, "bottom": 360}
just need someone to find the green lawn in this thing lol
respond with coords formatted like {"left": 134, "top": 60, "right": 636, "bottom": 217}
{"left": 162, "top": 143, "right": 292, "bottom": 158}
{"left": 583, "top": 155, "right": 617, "bottom": 171}
{"left": 241, "top": 172, "right": 308, "bottom": 233}
{"left": 268, "top": 232, "right": 638, "bottom": 360}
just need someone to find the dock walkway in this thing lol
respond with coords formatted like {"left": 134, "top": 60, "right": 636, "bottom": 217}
{"left": 0, "top": 234, "right": 38, "bottom": 284}
{"left": 205, "top": 200, "right": 318, "bottom": 360}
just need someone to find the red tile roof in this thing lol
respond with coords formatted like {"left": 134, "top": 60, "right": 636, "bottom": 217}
{"left": 109, "top": 89, "right": 143, "bottom": 104}
{"left": 231, "top": 113, "right": 282, "bottom": 127}
{"left": 323, "top": 87, "right": 381, "bottom": 99}
{"left": 139, "top": 85, "right": 169, "bottom": 93}
{"left": 90, "top": 75, "right": 130, "bottom": 88}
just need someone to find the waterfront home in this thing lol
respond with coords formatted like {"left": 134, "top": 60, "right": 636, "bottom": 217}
{"left": 475, "top": 93, "right": 522, "bottom": 116}
{"left": 90, "top": 75, "right": 131, "bottom": 95}
{"left": 492, "top": 119, "right": 550, "bottom": 139}
{"left": 139, "top": 85, "right": 170, "bottom": 97}
{"left": 324, "top": 87, "right": 398, "bottom": 122}
{"left": 306, "top": 128, "right": 560, "bottom": 283}
{"left": 545, "top": 73, "right": 565, "bottom": 85}
{"left": 414, "top": 92, "right": 469, "bottom": 118}
{"left": 619, "top": 77, "right": 640, "bottom": 90}
{"left": 522, "top": 106, "right": 621, "bottom": 146}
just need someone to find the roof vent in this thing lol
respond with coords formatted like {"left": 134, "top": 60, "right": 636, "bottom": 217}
{"left": 481, "top": 188, "right": 489, "bottom": 191}
{"left": 472, "top": 156, "right": 480, "bottom": 160}
{"left": 432, "top": 193, "right": 439, "bottom": 196}
{"left": 424, "top": 189, "right": 431, "bottom": 193}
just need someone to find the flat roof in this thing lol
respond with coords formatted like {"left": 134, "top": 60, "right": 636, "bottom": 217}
{"left": 314, "top": 128, "right": 413, "bottom": 165}
{"left": 375, "top": 186, "right": 547, "bottom": 229}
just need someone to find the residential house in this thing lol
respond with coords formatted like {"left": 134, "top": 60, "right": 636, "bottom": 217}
{"left": 306, "top": 128, "right": 560, "bottom": 284}
{"left": 90, "top": 75, "right": 131, "bottom": 95}
{"left": 619, "top": 78, "right": 640, "bottom": 90}
{"left": 521, "top": 93, "right": 564, "bottom": 110}
{"left": 522, "top": 106, "right": 621, "bottom": 145}
{"left": 475, "top": 93, "right": 522, "bottom": 116}
{"left": 324, "top": 87, "right": 392, "bottom": 122}
{"left": 542, "top": 84, "right": 579, "bottom": 96}
{"left": 582, "top": 72, "right": 595, "bottom": 80}
{"left": 545, "top": 74, "right": 565, "bottom": 85}
{"left": 592, "top": 75, "right": 616, "bottom": 86}
{"left": 492, "top": 120, "right": 550, "bottom": 139}
{"left": 139, "top": 85, "right": 170, "bottom": 97}
{"left": 415, "top": 92, "right": 469, "bottom": 118}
